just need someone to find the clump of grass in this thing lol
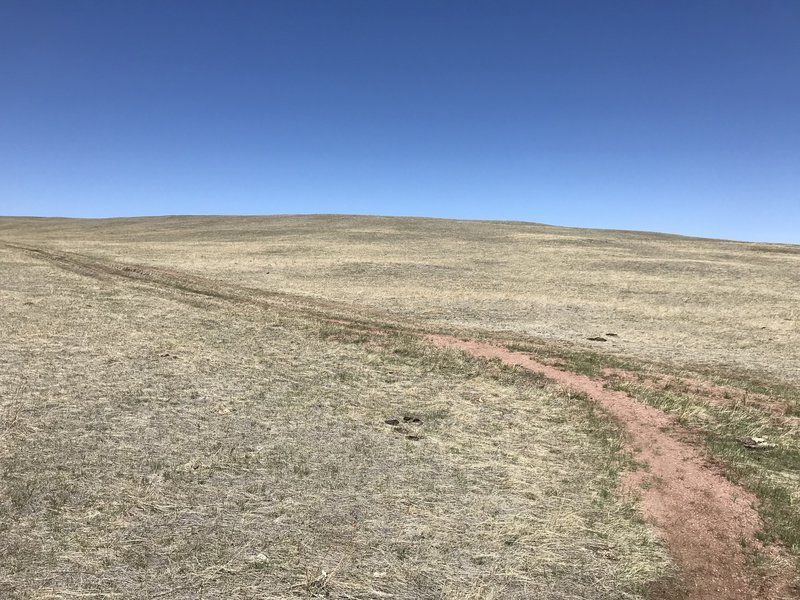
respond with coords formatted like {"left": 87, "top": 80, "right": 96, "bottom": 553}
{"left": 316, "top": 321, "right": 370, "bottom": 344}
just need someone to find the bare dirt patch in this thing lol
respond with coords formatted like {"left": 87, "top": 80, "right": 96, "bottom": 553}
{"left": 428, "top": 335, "right": 796, "bottom": 600}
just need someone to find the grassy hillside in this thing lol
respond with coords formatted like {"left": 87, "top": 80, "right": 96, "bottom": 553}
{"left": 0, "top": 235, "right": 671, "bottom": 599}
{"left": 2, "top": 215, "right": 798, "bottom": 384}
{"left": 1, "top": 215, "right": 798, "bottom": 598}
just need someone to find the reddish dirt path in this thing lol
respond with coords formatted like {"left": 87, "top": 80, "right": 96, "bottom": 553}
{"left": 428, "top": 334, "right": 794, "bottom": 600}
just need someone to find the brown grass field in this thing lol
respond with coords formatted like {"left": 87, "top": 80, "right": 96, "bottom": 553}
{"left": 1, "top": 215, "right": 798, "bottom": 599}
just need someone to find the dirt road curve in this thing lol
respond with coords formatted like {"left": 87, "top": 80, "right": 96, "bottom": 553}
{"left": 428, "top": 335, "right": 795, "bottom": 600}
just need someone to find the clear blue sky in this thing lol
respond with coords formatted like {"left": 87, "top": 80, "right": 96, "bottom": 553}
{"left": 1, "top": 1, "right": 798, "bottom": 242}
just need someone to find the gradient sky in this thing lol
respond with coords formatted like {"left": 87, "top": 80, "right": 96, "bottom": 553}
{"left": 1, "top": 1, "right": 798, "bottom": 242}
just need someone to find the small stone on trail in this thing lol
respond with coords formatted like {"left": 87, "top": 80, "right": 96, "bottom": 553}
{"left": 740, "top": 436, "right": 777, "bottom": 449}
{"left": 384, "top": 418, "right": 400, "bottom": 426}
{"left": 403, "top": 416, "right": 422, "bottom": 424}
{"left": 605, "top": 332, "right": 618, "bottom": 337}
{"left": 587, "top": 336, "right": 607, "bottom": 342}
{"left": 245, "top": 553, "right": 268, "bottom": 566}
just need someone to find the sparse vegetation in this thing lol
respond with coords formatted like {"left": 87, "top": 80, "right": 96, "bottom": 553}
{"left": 2, "top": 215, "right": 796, "bottom": 385}
{"left": 1, "top": 215, "right": 798, "bottom": 598}
{"left": 0, "top": 237, "right": 672, "bottom": 599}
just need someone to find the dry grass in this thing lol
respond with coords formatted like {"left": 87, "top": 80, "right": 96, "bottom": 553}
{"left": 2, "top": 215, "right": 797, "bottom": 385}
{"left": 0, "top": 244, "right": 672, "bottom": 598}
{"left": 2, "top": 214, "right": 798, "bottom": 597}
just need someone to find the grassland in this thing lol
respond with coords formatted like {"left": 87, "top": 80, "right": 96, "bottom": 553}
{"left": 3, "top": 215, "right": 796, "bottom": 385}
{"left": 1, "top": 215, "right": 798, "bottom": 599}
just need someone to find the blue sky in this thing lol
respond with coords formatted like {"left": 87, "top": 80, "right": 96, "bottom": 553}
{"left": 1, "top": 1, "right": 798, "bottom": 243}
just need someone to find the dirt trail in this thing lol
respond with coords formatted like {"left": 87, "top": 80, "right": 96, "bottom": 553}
{"left": 0, "top": 242, "right": 403, "bottom": 328}
{"left": 428, "top": 334, "right": 794, "bottom": 600}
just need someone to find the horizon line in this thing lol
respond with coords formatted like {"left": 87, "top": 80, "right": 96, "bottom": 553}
{"left": 1, "top": 212, "right": 798, "bottom": 247}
